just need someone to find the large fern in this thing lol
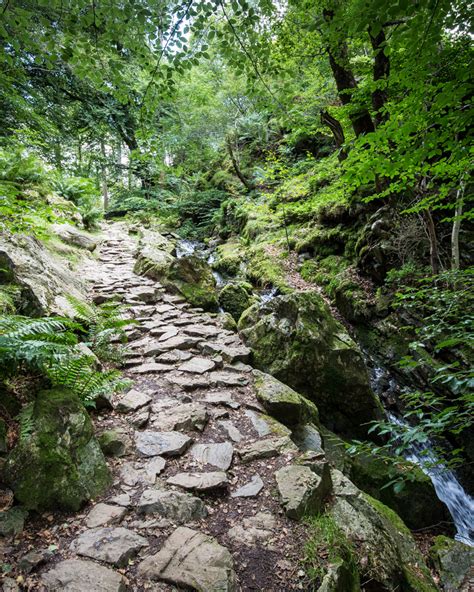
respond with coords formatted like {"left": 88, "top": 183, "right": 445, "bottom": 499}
{"left": 47, "top": 354, "right": 131, "bottom": 407}
{"left": 0, "top": 315, "right": 79, "bottom": 372}
{"left": 66, "top": 295, "right": 134, "bottom": 363}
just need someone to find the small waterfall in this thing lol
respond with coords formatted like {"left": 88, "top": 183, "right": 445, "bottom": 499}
{"left": 175, "top": 239, "right": 202, "bottom": 257}
{"left": 259, "top": 286, "right": 279, "bottom": 304}
{"left": 387, "top": 412, "right": 474, "bottom": 546}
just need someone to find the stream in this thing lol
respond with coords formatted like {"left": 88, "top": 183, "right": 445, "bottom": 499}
{"left": 176, "top": 238, "right": 474, "bottom": 546}
{"left": 370, "top": 363, "right": 474, "bottom": 546}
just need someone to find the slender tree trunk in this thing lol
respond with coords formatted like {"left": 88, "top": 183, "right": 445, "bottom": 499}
{"left": 320, "top": 110, "right": 347, "bottom": 160}
{"left": 226, "top": 136, "right": 254, "bottom": 191}
{"left": 451, "top": 181, "right": 465, "bottom": 270}
{"left": 100, "top": 140, "right": 109, "bottom": 211}
{"left": 77, "top": 140, "right": 82, "bottom": 175}
{"left": 424, "top": 209, "right": 440, "bottom": 275}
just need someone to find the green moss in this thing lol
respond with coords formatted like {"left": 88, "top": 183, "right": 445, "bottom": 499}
{"left": 303, "top": 514, "right": 360, "bottom": 591}
{"left": 363, "top": 494, "right": 412, "bottom": 537}
{"left": 165, "top": 255, "right": 219, "bottom": 311}
{"left": 245, "top": 243, "right": 292, "bottom": 293}
{"left": 213, "top": 241, "right": 246, "bottom": 275}
{"left": 4, "top": 387, "right": 111, "bottom": 511}
{"left": 0, "top": 284, "right": 22, "bottom": 313}
{"left": 218, "top": 282, "right": 254, "bottom": 321}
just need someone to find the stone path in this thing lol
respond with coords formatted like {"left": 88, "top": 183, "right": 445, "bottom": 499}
{"left": 36, "top": 223, "right": 313, "bottom": 591}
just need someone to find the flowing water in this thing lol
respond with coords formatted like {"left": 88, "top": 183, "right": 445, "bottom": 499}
{"left": 369, "top": 363, "right": 474, "bottom": 546}
{"left": 387, "top": 412, "right": 474, "bottom": 545}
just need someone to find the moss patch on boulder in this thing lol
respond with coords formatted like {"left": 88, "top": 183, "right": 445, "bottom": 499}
{"left": 218, "top": 282, "right": 254, "bottom": 321}
{"left": 165, "top": 255, "right": 218, "bottom": 311}
{"left": 429, "top": 535, "right": 474, "bottom": 592}
{"left": 252, "top": 369, "right": 319, "bottom": 427}
{"left": 239, "top": 292, "right": 383, "bottom": 437}
{"left": 4, "top": 387, "right": 111, "bottom": 511}
{"left": 349, "top": 453, "right": 450, "bottom": 530}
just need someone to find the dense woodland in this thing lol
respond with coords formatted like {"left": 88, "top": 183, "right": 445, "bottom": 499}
{"left": 0, "top": 1, "right": 473, "bottom": 591}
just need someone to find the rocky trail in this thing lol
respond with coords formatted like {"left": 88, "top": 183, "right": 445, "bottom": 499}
{"left": 13, "top": 223, "right": 317, "bottom": 591}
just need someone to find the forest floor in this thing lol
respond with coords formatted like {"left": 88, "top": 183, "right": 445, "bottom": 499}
{"left": 7, "top": 222, "right": 313, "bottom": 591}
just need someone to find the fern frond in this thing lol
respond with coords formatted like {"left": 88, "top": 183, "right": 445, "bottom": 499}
{"left": 16, "top": 402, "right": 35, "bottom": 441}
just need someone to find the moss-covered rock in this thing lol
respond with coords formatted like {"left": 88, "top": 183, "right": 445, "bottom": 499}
{"left": 218, "top": 282, "right": 254, "bottom": 321}
{"left": 133, "top": 245, "right": 174, "bottom": 280}
{"left": 330, "top": 470, "right": 437, "bottom": 592}
{"left": 238, "top": 292, "right": 383, "bottom": 438}
{"left": 98, "top": 429, "right": 131, "bottom": 457}
{"left": 165, "top": 255, "right": 218, "bottom": 311}
{"left": 429, "top": 536, "right": 474, "bottom": 592}
{"left": 3, "top": 387, "right": 111, "bottom": 511}
{"left": 0, "top": 507, "right": 27, "bottom": 537}
{"left": 349, "top": 453, "right": 450, "bottom": 530}
{"left": 212, "top": 241, "right": 245, "bottom": 276}
{"left": 253, "top": 369, "right": 319, "bottom": 427}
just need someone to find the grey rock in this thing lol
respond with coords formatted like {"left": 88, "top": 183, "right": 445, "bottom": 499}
{"left": 167, "top": 471, "right": 228, "bottom": 492}
{"left": 128, "top": 407, "right": 150, "bottom": 428}
{"left": 152, "top": 403, "right": 208, "bottom": 432}
{"left": 0, "top": 507, "right": 27, "bottom": 537}
{"left": 190, "top": 442, "right": 234, "bottom": 470}
{"left": 52, "top": 223, "right": 97, "bottom": 251}
{"left": 183, "top": 324, "right": 221, "bottom": 338}
{"left": 208, "top": 371, "right": 249, "bottom": 387}
{"left": 430, "top": 536, "right": 474, "bottom": 592}
{"left": 227, "top": 512, "right": 276, "bottom": 547}
{"left": 18, "top": 548, "right": 52, "bottom": 573}
{"left": 119, "top": 457, "right": 166, "bottom": 486}
{"left": 98, "top": 429, "right": 132, "bottom": 457}
{"left": 0, "top": 234, "right": 87, "bottom": 317}
{"left": 137, "top": 489, "right": 207, "bottom": 523}
{"left": 218, "top": 421, "right": 243, "bottom": 443}
{"left": 178, "top": 356, "right": 216, "bottom": 374}
{"left": 231, "top": 475, "right": 264, "bottom": 498}
{"left": 138, "top": 526, "right": 237, "bottom": 591}
{"left": 2, "top": 577, "right": 19, "bottom": 592}
{"left": 292, "top": 423, "right": 324, "bottom": 455}
{"left": 108, "top": 493, "right": 131, "bottom": 507}
{"left": 130, "top": 362, "right": 170, "bottom": 374}
{"left": 275, "top": 464, "right": 332, "bottom": 520}
{"left": 115, "top": 389, "right": 152, "bottom": 413}
{"left": 159, "top": 335, "right": 198, "bottom": 350}
{"left": 41, "top": 559, "right": 126, "bottom": 592}
{"left": 135, "top": 430, "right": 193, "bottom": 457}
{"left": 253, "top": 370, "right": 319, "bottom": 427}
{"left": 85, "top": 503, "right": 126, "bottom": 528}
{"left": 199, "top": 392, "right": 240, "bottom": 409}
{"left": 156, "top": 350, "right": 192, "bottom": 363}
{"left": 70, "top": 527, "right": 148, "bottom": 566}
{"left": 166, "top": 374, "right": 209, "bottom": 390}
{"left": 238, "top": 436, "right": 297, "bottom": 463}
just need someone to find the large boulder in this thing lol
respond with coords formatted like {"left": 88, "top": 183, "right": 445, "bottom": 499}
{"left": 349, "top": 453, "right": 450, "bottom": 530}
{"left": 429, "top": 536, "right": 474, "bottom": 592}
{"left": 238, "top": 292, "right": 383, "bottom": 437}
{"left": 165, "top": 256, "right": 218, "bottom": 311}
{"left": 51, "top": 223, "right": 97, "bottom": 251}
{"left": 133, "top": 229, "right": 176, "bottom": 280}
{"left": 0, "top": 235, "right": 88, "bottom": 316}
{"left": 3, "top": 388, "right": 111, "bottom": 511}
{"left": 218, "top": 282, "right": 254, "bottom": 321}
{"left": 330, "top": 469, "right": 437, "bottom": 592}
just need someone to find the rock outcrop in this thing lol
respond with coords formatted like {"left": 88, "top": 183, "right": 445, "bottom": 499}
{"left": 0, "top": 234, "right": 87, "bottom": 316}
{"left": 51, "top": 223, "right": 98, "bottom": 251}
{"left": 239, "top": 292, "right": 383, "bottom": 437}
{"left": 218, "top": 281, "right": 254, "bottom": 321}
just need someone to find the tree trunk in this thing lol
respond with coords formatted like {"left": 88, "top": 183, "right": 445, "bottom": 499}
{"left": 369, "top": 27, "right": 390, "bottom": 126}
{"left": 451, "top": 182, "right": 465, "bottom": 270}
{"left": 424, "top": 209, "right": 440, "bottom": 275}
{"left": 226, "top": 136, "right": 254, "bottom": 191}
{"left": 320, "top": 110, "right": 347, "bottom": 160}
{"left": 323, "top": 9, "right": 375, "bottom": 138}
{"left": 100, "top": 140, "right": 109, "bottom": 211}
